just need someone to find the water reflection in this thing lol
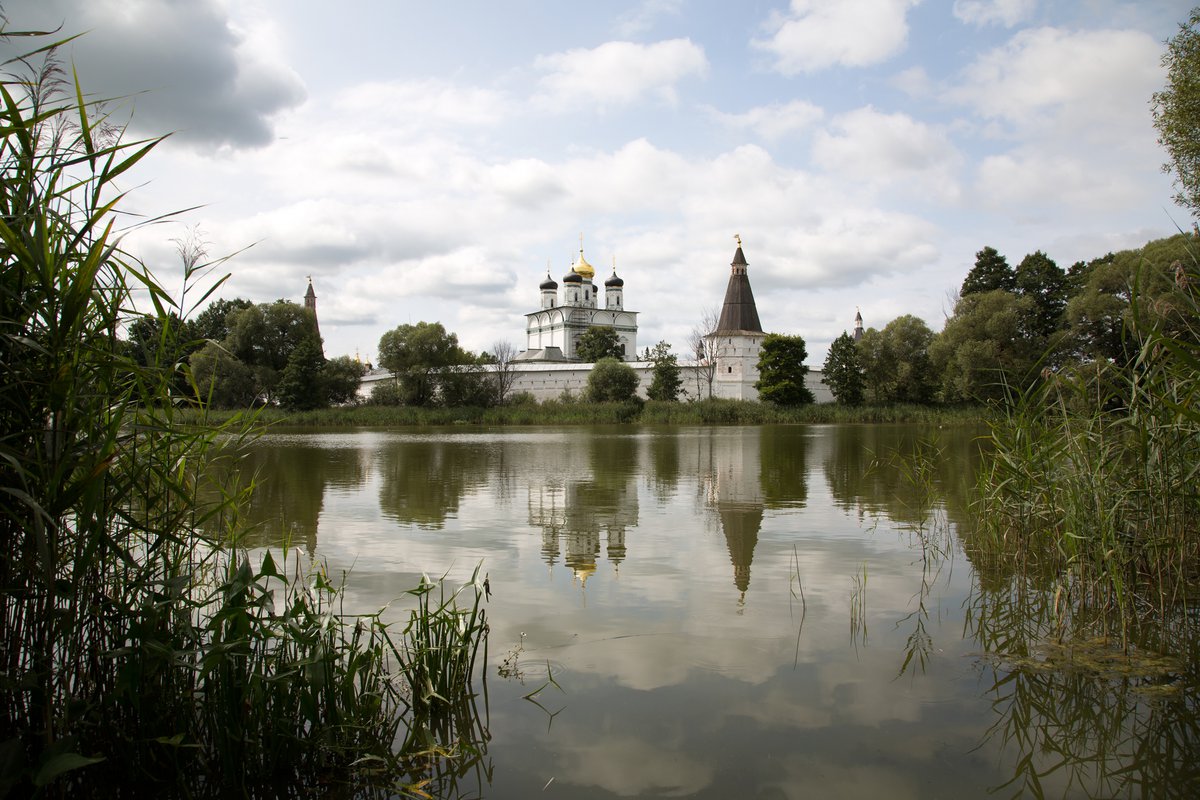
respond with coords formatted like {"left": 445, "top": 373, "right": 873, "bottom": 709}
{"left": 218, "top": 424, "right": 1199, "bottom": 798}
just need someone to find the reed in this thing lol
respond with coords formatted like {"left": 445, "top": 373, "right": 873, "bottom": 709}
{"left": 0, "top": 39, "right": 487, "bottom": 797}
{"left": 969, "top": 246, "right": 1200, "bottom": 641}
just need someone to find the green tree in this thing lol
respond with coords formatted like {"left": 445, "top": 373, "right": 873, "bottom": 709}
{"left": 322, "top": 355, "right": 367, "bottom": 405}
{"left": 377, "top": 321, "right": 467, "bottom": 406}
{"left": 1152, "top": 7, "right": 1200, "bottom": 216}
{"left": 961, "top": 246, "right": 1016, "bottom": 296}
{"left": 755, "top": 333, "right": 814, "bottom": 406}
{"left": 856, "top": 317, "right": 935, "bottom": 404}
{"left": 190, "top": 297, "right": 252, "bottom": 343}
{"left": 277, "top": 335, "right": 326, "bottom": 410}
{"left": 930, "top": 290, "right": 1040, "bottom": 403}
{"left": 646, "top": 341, "right": 682, "bottom": 401}
{"left": 439, "top": 361, "right": 495, "bottom": 407}
{"left": 587, "top": 356, "right": 640, "bottom": 401}
{"left": 882, "top": 315, "right": 936, "bottom": 404}
{"left": 1015, "top": 250, "right": 1068, "bottom": 339}
{"left": 575, "top": 326, "right": 624, "bottom": 361}
{"left": 822, "top": 332, "right": 865, "bottom": 405}
{"left": 190, "top": 341, "right": 259, "bottom": 407}
{"left": 223, "top": 300, "right": 320, "bottom": 403}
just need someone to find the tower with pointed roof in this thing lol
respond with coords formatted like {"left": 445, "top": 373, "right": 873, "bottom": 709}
{"left": 304, "top": 277, "right": 323, "bottom": 355}
{"left": 853, "top": 308, "right": 864, "bottom": 341}
{"left": 709, "top": 237, "right": 765, "bottom": 400}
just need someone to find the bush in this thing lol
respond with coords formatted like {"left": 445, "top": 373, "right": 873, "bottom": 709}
{"left": 587, "top": 357, "right": 641, "bottom": 402}
{"left": 370, "top": 380, "right": 406, "bottom": 405}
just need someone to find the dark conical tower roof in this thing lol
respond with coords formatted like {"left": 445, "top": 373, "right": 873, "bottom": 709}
{"left": 716, "top": 240, "right": 762, "bottom": 333}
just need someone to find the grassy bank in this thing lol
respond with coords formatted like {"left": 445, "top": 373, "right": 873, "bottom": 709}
{"left": 184, "top": 398, "right": 989, "bottom": 428}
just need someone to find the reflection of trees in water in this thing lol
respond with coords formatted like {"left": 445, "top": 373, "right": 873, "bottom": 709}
{"left": 967, "top": 576, "right": 1200, "bottom": 797}
{"left": 378, "top": 440, "right": 490, "bottom": 529}
{"left": 759, "top": 426, "right": 808, "bottom": 509}
{"left": 822, "top": 425, "right": 982, "bottom": 528}
{"left": 646, "top": 429, "right": 682, "bottom": 501}
{"left": 224, "top": 441, "right": 371, "bottom": 552}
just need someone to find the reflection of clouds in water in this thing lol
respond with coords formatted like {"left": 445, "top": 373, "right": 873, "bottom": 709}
{"left": 552, "top": 736, "right": 715, "bottom": 797}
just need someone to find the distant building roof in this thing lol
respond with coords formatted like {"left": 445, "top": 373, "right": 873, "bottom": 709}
{"left": 715, "top": 243, "right": 762, "bottom": 333}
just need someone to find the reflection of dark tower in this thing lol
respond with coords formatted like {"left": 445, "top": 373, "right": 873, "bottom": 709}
{"left": 719, "top": 503, "right": 763, "bottom": 594}
{"left": 697, "top": 428, "right": 765, "bottom": 596}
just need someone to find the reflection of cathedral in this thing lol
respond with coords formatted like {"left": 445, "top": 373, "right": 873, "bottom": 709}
{"left": 529, "top": 479, "right": 636, "bottom": 585}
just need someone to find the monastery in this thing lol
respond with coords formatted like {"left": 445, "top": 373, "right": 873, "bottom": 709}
{"left": 358, "top": 239, "right": 833, "bottom": 403}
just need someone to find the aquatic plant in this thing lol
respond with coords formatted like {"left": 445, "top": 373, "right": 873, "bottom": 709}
{"left": 969, "top": 242, "right": 1200, "bottom": 642}
{"left": 0, "top": 34, "right": 488, "bottom": 797}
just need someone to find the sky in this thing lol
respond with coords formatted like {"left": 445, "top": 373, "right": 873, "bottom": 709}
{"left": 2, "top": 0, "right": 1194, "bottom": 364}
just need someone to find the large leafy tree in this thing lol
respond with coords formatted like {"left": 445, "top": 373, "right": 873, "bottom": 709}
{"left": 377, "top": 321, "right": 468, "bottom": 406}
{"left": 223, "top": 300, "right": 320, "bottom": 404}
{"left": 961, "top": 246, "right": 1016, "bottom": 296}
{"left": 755, "top": 333, "right": 814, "bottom": 406}
{"left": 646, "top": 341, "right": 682, "bottom": 401}
{"left": 1153, "top": 7, "right": 1200, "bottom": 217}
{"left": 575, "top": 326, "right": 624, "bottom": 362}
{"left": 190, "top": 297, "right": 253, "bottom": 343}
{"left": 323, "top": 355, "right": 368, "bottom": 405}
{"left": 822, "top": 332, "right": 865, "bottom": 405}
{"left": 587, "top": 356, "right": 640, "bottom": 402}
{"left": 277, "top": 335, "right": 327, "bottom": 410}
{"left": 1015, "top": 250, "right": 1069, "bottom": 339}
{"left": 856, "top": 316, "right": 936, "bottom": 404}
{"left": 930, "top": 290, "right": 1041, "bottom": 403}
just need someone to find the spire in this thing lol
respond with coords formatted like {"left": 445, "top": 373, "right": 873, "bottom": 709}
{"left": 304, "top": 276, "right": 321, "bottom": 343}
{"left": 715, "top": 236, "right": 762, "bottom": 333}
{"left": 853, "top": 307, "right": 864, "bottom": 341}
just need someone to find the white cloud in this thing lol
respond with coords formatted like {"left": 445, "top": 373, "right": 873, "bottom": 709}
{"left": 615, "top": 0, "right": 685, "bottom": 37}
{"left": 709, "top": 100, "right": 826, "bottom": 140}
{"left": 533, "top": 39, "right": 708, "bottom": 109}
{"left": 0, "top": 0, "right": 306, "bottom": 150}
{"left": 949, "top": 26, "right": 1163, "bottom": 141}
{"left": 952, "top": 0, "right": 1038, "bottom": 28}
{"left": 335, "top": 80, "right": 507, "bottom": 128}
{"left": 812, "top": 107, "right": 962, "bottom": 202}
{"left": 752, "top": 0, "right": 920, "bottom": 75}
{"left": 973, "top": 150, "right": 1149, "bottom": 216}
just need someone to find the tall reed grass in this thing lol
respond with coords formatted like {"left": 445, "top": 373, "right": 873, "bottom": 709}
{"left": 0, "top": 37, "right": 487, "bottom": 797}
{"left": 970, "top": 244, "right": 1200, "bottom": 641}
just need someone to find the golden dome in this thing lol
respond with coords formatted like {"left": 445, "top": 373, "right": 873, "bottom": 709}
{"left": 573, "top": 249, "right": 595, "bottom": 280}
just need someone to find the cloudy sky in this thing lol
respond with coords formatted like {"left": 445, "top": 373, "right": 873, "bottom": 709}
{"left": 2, "top": 0, "right": 1193, "bottom": 363}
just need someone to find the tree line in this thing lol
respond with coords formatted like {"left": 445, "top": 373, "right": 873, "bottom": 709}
{"left": 820, "top": 232, "right": 1200, "bottom": 407}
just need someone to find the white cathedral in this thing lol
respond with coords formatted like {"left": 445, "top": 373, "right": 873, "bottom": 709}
{"left": 517, "top": 244, "right": 638, "bottom": 362}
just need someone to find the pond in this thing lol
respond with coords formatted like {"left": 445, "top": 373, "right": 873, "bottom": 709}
{"left": 232, "top": 424, "right": 1200, "bottom": 798}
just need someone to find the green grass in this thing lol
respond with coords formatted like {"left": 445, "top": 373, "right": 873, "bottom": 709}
{"left": 182, "top": 398, "right": 988, "bottom": 428}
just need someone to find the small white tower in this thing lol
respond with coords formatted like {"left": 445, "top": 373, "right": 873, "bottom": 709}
{"left": 604, "top": 261, "right": 624, "bottom": 309}
{"left": 540, "top": 271, "right": 558, "bottom": 309}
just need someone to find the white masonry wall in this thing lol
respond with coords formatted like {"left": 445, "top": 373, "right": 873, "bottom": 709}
{"left": 358, "top": 362, "right": 834, "bottom": 404}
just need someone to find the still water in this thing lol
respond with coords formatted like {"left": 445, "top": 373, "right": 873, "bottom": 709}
{"left": 234, "top": 424, "right": 1198, "bottom": 799}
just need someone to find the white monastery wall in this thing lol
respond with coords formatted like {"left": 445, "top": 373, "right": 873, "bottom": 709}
{"left": 358, "top": 362, "right": 834, "bottom": 404}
